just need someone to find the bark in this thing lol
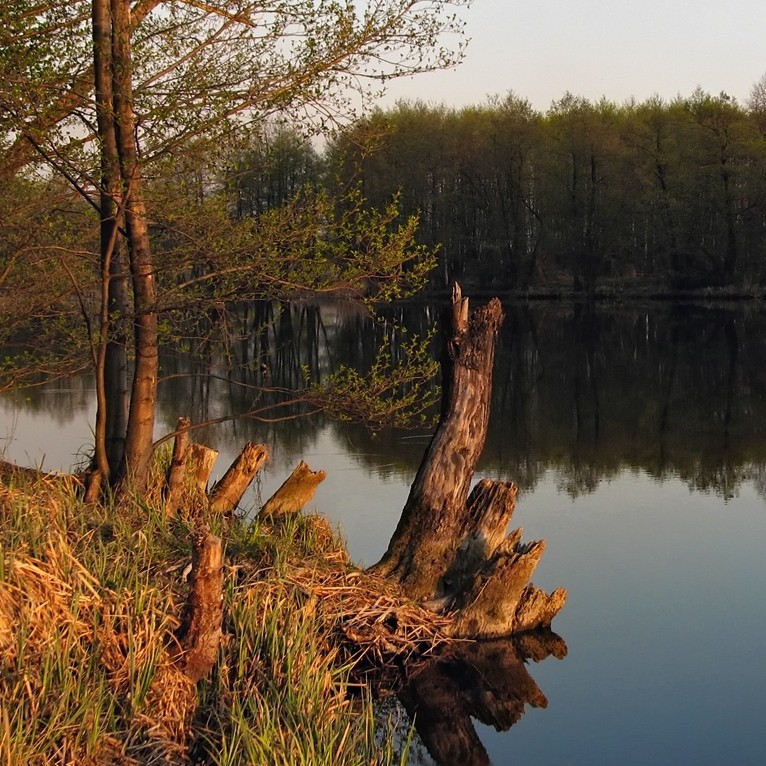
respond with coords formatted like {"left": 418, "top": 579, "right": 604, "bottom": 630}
{"left": 92, "top": 0, "right": 129, "bottom": 483}
{"left": 188, "top": 443, "right": 219, "bottom": 498}
{"left": 259, "top": 460, "right": 326, "bottom": 519}
{"left": 370, "top": 283, "right": 503, "bottom": 598}
{"left": 398, "top": 632, "right": 566, "bottom": 766}
{"left": 111, "top": 0, "right": 159, "bottom": 494}
{"left": 175, "top": 528, "right": 224, "bottom": 682}
{"left": 209, "top": 442, "right": 269, "bottom": 515}
{"left": 370, "top": 283, "right": 566, "bottom": 637}
{"left": 164, "top": 417, "right": 191, "bottom": 516}
{"left": 83, "top": 469, "right": 103, "bottom": 504}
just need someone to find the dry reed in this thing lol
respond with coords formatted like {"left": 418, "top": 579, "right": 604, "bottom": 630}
{"left": 0, "top": 474, "right": 444, "bottom": 764}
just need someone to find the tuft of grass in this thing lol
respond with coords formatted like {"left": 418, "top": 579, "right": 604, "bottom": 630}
{"left": 0, "top": 473, "right": 412, "bottom": 765}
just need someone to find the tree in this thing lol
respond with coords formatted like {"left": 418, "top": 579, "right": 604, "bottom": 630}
{"left": 228, "top": 127, "right": 321, "bottom": 218}
{"left": 676, "top": 89, "right": 755, "bottom": 285}
{"left": 0, "top": 0, "right": 470, "bottom": 494}
{"left": 748, "top": 72, "right": 766, "bottom": 136}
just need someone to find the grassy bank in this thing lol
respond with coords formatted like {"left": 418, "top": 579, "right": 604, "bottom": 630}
{"left": 0, "top": 474, "right": 412, "bottom": 766}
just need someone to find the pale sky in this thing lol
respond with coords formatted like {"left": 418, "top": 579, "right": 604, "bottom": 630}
{"left": 381, "top": 0, "right": 766, "bottom": 111}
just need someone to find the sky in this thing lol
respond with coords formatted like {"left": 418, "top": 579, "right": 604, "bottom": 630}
{"left": 380, "top": 0, "right": 766, "bottom": 112}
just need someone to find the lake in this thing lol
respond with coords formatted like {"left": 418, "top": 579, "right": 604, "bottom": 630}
{"left": 2, "top": 299, "right": 766, "bottom": 765}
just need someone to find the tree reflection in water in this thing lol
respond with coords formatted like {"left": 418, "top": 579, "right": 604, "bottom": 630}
{"left": 396, "top": 631, "right": 567, "bottom": 766}
{"left": 6, "top": 298, "right": 766, "bottom": 503}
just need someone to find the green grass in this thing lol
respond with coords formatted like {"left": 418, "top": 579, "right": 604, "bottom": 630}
{"left": 0, "top": 475, "right": 411, "bottom": 765}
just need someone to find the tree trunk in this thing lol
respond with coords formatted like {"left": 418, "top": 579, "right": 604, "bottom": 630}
{"left": 111, "top": 0, "right": 159, "bottom": 494}
{"left": 259, "top": 460, "right": 326, "bottom": 519}
{"left": 164, "top": 416, "right": 191, "bottom": 516}
{"left": 370, "top": 283, "right": 566, "bottom": 636}
{"left": 370, "top": 283, "right": 502, "bottom": 598}
{"left": 92, "top": 0, "right": 129, "bottom": 485}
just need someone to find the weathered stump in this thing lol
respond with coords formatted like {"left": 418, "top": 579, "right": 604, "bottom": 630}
{"left": 174, "top": 528, "right": 224, "bottom": 682}
{"left": 188, "top": 443, "right": 219, "bottom": 497}
{"left": 258, "top": 460, "right": 326, "bottom": 519}
{"left": 370, "top": 283, "right": 566, "bottom": 636}
{"left": 209, "top": 442, "right": 269, "bottom": 514}
{"left": 164, "top": 416, "right": 191, "bottom": 516}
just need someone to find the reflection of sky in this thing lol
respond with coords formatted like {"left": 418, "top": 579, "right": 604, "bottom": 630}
{"left": 3, "top": 382, "right": 766, "bottom": 764}
{"left": 484, "top": 474, "right": 766, "bottom": 766}
{"left": 0, "top": 387, "right": 95, "bottom": 472}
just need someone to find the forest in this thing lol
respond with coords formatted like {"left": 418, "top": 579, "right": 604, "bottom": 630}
{"left": 332, "top": 88, "right": 766, "bottom": 293}
{"left": 7, "top": 85, "right": 766, "bottom": 359}
{"left": 313, "top": 85, "right": 766, "bottom": 293}
{"left": 6, "top": 70, "right": 766, "bottom": 492}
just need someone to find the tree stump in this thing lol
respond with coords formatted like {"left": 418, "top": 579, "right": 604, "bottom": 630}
{"left": 164, "top": 416, "right": 191, "bottom": 516}
{"left": 258, "top": 460, "right": 326, "bottom": 519}
{"left": 188, "top": 443, "right": 219, "bottom": 496}
{"left": 208, "top": 442, "right": 269, "bottom": 514}
{"left": 370, "top": 283, "right": 566, "bottom": 636}
{"left": 174, "top": 528, "right": 224, "bottom": 682}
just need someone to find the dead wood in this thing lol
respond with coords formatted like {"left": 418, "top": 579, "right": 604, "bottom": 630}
{"left": 208, "top": 442, "right": 269, "bottom": 514}
{"left": 163, "top": 416, "right": 191, "bottom": 516}
{"left": 188, "top": 443, "right": 219, "bottom": 497}
{"left": 259, "top": 460, "right": 326, "bottom": 519}
{"left": 370, "top": 283, "right": 566, "bottom": 637}
{"left": 174, "top": 528, "right": 224, "bottom": 682}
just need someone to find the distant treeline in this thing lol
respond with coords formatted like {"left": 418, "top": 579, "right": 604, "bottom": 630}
{"left": 324, "top": 89, "right": 766, "bottom": 293}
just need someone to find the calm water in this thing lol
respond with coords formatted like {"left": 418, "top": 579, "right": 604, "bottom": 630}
{"left": 2, "top": 300, "right": 766, "bottom": 765}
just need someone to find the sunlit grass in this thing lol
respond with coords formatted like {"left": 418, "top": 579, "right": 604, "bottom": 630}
{"left": 0, "top": 474, "right": 411, "bottom": 765}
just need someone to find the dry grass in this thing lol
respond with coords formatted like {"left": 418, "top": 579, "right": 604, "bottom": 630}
{"left": 0, "top": 479, "right": 197, "bottom": 765}
{"left": 0, "top": 474, "right": 444, "bottom": 765}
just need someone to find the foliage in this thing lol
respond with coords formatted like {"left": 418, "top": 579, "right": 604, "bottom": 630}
{"left": 331, "top": 82, "right": 766, "bottom": 292}
{"left": 0, "top": 177, "right": 97, "bottom": 391}
{"left": 0, "top": 0, "right": 471, "bottom": 181}
{"left": 306, "top": 326, "right": 440, "bottom": 431}
{"left": 0, "top": 0, "right": 465, "bottom": 484}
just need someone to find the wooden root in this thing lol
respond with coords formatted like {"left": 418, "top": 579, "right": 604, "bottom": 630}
{"left": 258, "top": 460, "right": 326, "bottom": 519}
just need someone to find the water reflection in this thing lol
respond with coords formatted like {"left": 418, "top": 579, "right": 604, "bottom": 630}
{"left": 5, "top": 299, "right": 766, "bottom": 504}
{"left": 219, "top": 299, "right": 766, "bottom": 504}
{"left": 398, "top": 631, "right": 567, "bottom": 766}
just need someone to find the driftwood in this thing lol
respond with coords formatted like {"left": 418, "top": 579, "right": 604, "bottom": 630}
{"left": 174, "top": 528, "right": 224, "bottom": 682}
{"left": 209, "top": 442, "right": 269, "bottom": 514}
{"left": 259, "top": 460, "right": 326, "bottom": 519}
{"left": 371, "top": 283, "right": 566, "bottom": 637}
